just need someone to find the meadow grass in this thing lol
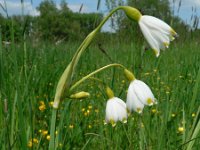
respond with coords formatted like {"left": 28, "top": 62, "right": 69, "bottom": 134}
{"left": 0, "top": 35, "right": 200, "bottom": 149}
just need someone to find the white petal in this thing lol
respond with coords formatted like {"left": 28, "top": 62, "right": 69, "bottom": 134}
{"left": 132, "top": 80, "right": 155, "bottom": 106}
{"left": 150, "top": 29, "right": 170, "bottom": 50}
{"left": 139, "top": 15, "right": 177, "bottom": 56}
{"left": 105, "top": 97, "right": 127, "bottom": 123}
{"left": 126, "top": 83, "right": 144, "bottom": 113}
{"left": 141, "top": 15, "right": 171, "bottom": 32}
{"left": 139, "top": 21, "right": 160, "bottom": 57}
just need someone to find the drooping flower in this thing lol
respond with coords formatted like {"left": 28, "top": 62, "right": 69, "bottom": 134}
{"left": 121, "top": 6, "right": 177, "bottom": 57}
{"left": 126, "top": 84, "right": 144, "bottom": 114}
{"left": 126, "top": 79, "right": 157, "bottom": 113}
{"left": 105, "top": 87, "right": 127, "bottom": 126}
{"left": 138, "top": 15, "right": 177, "bottom": 57}
{"left": 124, "top": 69, "right": 156, "bottom": 114}
{"left": 105, "top": 97, "right": 128, "bottom": 126}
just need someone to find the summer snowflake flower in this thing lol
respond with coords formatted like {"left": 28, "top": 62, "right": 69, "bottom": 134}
{"left": 126, "top": 79, "right": 156, "bottom": 113}
{"left": 138, "top": 15, "right": 177, "bottom": 57}
{"left": 105, "top": 97, "right": 127, "bottom": 126}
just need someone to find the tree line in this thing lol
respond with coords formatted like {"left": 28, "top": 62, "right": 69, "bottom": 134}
{"left": 0, "top": 0, "right": 103, "bottom": 42}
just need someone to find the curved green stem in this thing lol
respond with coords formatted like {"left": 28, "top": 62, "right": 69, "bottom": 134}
{"left": 87, "top": 77, "right": 106, "bottom": 86}
{"left": 69, "top": 63, "right": 125, "bottom": 92}
{"left": 70, "top": 6, "right": 123, "bottom": 71}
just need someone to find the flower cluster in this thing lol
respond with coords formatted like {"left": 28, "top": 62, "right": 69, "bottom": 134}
{"left": 105, "top": 69, "right": 157, "bottom": 126}
{"left": 103, "top": 9, "right": 177, "bottom": 125}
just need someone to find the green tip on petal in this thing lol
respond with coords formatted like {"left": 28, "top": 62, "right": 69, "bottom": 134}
{"left": 163, "top": 42, "right": 169, "bottom": 48}
{"left": 122, "top": 118, "right": 127, "bottom": 124}
{"left": 137, "top": 108, "right": 142, "bottom": 114}
{"left": 170, "top": 29, "right": 177, "bottom": 36}
{"left": 110, "top": 119, "right": 116, "bottom": 127}
{"left": 147, "top": 98, "right": 154, "bottom": 106}
{"left": 153, "top": 49, "right": 159, "bottom": 57}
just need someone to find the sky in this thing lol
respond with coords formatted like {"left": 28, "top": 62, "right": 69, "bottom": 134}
{"left": 169, "top": 0, "right": 200, "bottom": 28}
{"left": 0, "top": 0, "right": 200, "bottom": 31}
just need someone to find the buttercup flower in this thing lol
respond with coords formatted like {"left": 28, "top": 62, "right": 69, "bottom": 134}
{"left": 105, "top": 97, "right": 128, "bottom": 126}
{"left": 126, "top": 79, "right": 156, "bottom": 113}
{"left": 138, "top": 15, "right": 177, "bottom": 57}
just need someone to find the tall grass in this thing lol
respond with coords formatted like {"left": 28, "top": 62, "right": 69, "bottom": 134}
{"left": 0, "top": 35, "right": 200, "bottom": 149}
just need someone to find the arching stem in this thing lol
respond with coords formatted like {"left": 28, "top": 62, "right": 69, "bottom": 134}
{"left": 69, "top": 63, "right": 125, "bottom": 92}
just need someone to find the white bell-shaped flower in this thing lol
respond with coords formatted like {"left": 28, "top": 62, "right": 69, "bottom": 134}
{"left": 105, "top": 97, "right": 127, "bottom": 126}
{"left": 126, "top": 79, "right": 156, "bottom": 113}
{"left": 138, "top": 15, "right": 177, "bottom": 57}
{"left": 126, "top": 85, "right": 144, "bottom": 113}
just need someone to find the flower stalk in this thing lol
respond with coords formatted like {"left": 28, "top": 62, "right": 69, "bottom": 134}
{"left": 69, "top": 63, "right": 125, "bottom": 92}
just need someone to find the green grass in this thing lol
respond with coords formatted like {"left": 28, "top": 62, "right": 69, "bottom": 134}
{"left": 0, "top": 36, "right": 200, "bottom": 149}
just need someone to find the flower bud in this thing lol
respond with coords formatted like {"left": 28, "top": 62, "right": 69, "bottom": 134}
{"left": 124, "top": 69, "right": 135, "bottom": 81}
{"left": 121, "top": 6, "right": 142, "bottom": 22}
{"left": 70, "top": 91, "right": 90, "bottom": 99}
{"left": 106, "top": 87, "right": 114, "bottom": 99}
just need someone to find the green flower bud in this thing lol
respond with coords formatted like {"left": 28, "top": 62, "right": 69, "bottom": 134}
{"left": 70, "top": 91, "right": 90, "bottom": 99}
{"left": 106, "top": 87, "right": 114, "bottom": 99}
{"left": 121, "top": 6, "right": 142, "bottom": 22}
{"left": 124, "top": 69, "right": 135, "bottom": 82}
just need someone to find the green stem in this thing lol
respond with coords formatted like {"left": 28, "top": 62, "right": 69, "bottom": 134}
{"left": 49, "top": 109, "right": 57, "bottom": 150}
{"left": 69, "top": 63, "right": 125, "bottom": 92}
{"left": 71, "top": 6, "right": 122, "bottom": 63}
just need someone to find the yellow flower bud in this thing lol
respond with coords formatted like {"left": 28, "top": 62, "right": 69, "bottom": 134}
{"left": 121, "top": 6, "right": 142, "bottom": 22}
{"left": 106, "top": 87, "right": 114, "bottom": 99}
{"left": 70, "top": 91, "right": 90, "bottom": 99}
{"left": 124, "top": 69, "right": 135, "bottom": 82}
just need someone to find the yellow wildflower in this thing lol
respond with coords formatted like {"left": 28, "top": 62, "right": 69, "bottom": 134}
{"left": 88, "top": 105, "right": 92, "bottom": 109}
{"left": 49, "top": 101, "right": 54, "bottom": 107}
{"left": 33, "top": 138, "right": 38, "bottom": 144}
{"left": 171, "top": 113, "right": 176, "bottom": 118}
{"left": 46, "top": 135, "right": 50, "bottom": 140}
{"left": 151, "top": 108, "right": 157, "bottom": 114}
{"left": 42, "top": 130, "right": 48, "bottom": 136}
{"left": 27, "top": 140, "right": 33, "bottom": 148}
{"left": 192, "top": 113, "right": 196, "bottom": 118}
{"left": 69, "top": 124, "right": 74, "bottom": 129}
{"left": 39, "top": 101, "right": 46, "bottom": 111}
{"left": 178, "top": 127, "right": 184, "bottom": 133}
{"left": 88, "top": 125, "right": 92, "bottom": 129}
